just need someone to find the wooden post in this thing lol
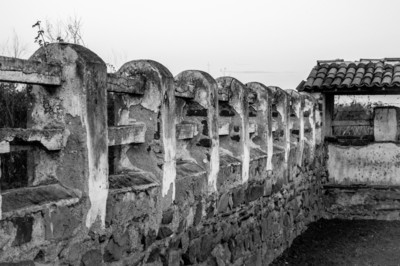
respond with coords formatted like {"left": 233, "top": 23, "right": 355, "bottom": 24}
{"left": 323, "top": 94, "right": 334, "bottom": 138}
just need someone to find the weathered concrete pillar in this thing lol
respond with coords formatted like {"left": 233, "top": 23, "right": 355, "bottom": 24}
{"left": 216, "top": 77, "right": 250, "bottom": 188}
{"left": 174, "top": 70, "right": 219, "bottom": 194}
{"left": 29, "top": 43, "right": 108, "bottom": 229}
{"left": 117, "top": 60, "right": 176, "bottom": 207}
{"left": 374, "top": 106, "right": 400, "bottom": 141}
{"left": 269, "top": 87, "right": 290, "bottom": 184}
{"left": 287, "top": 90, "right": 304, "bottom": 175}
{"left": 300, "top": 93, "right": 316, "bottom": 163}
{"left": 312, "top": 93, "right": 323, "bottom": 145}
{"left": 245, "top": 82, "right": 272, "bottom": 181}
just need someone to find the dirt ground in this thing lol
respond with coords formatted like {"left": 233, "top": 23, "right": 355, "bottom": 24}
{"left": 271, "top": 219, "right": 400, "bottom": 266}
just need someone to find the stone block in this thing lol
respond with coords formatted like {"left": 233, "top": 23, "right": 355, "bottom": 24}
{"left": 81, "top": 249, "right": 103, "bottom": 266}
{"left": 245, "top": 183, "right": 264, "bottom": 203}
{"left": 12, "top": 216, "right": 33, "bottom": 246}
{"left": 142, "top": 229, "right": 157, "bottom": 249}
{"left": 157, "top": 227, "right": 173, "bottom": 240}
{"left": 146, "top": 247, "right": 161, "bottom": 263}
{"left": 168, "top": 250, "right": 182, "bottom": 266}
{"left": 44, "top": 206, "right": 79, "bottom": 240}
{"left": 104, "top": 231, "right": 130, "bottom": 262}
{"left": 232, "top": 187, "right": 245, "bottom": 208}
{"left": 175, "top": 168, "right": 207, "bottom": 205}
{"left": 199, "top": 234, "right": 215, "bottom": 262}
{"left": 183, "top": 238, "right": 201, "bottom": 264}
{"left": 217, "top": 192, "right": 230, "bottom": 213}
{"left": 193, "top": 201, "right": 203, "bottom": 226}
{"left": 162, "top": 209, "right": 174, "bottom": 225}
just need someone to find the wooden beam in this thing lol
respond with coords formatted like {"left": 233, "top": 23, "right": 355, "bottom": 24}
{"left": 307, "top": 86, "right": 400, "bottom": 95}
{"left": 332, "top": 120, "right": 373, "bottom": 127}
{"left": 324, "top": 94, "right": 334, "bottom": 137}
{"left": 107, "top": 73, "right": 146, "bottom": 95}
{"left": 176, "top": 123, "right": 197, "bottom": 140}
{"left": 0, "top": 128, "right": 65, "bottom": 151}
{"left": 108, "top": 124, "right": 146, "bottom": 146}
{"left": 0, "top": 56, "right": 61, "bottom": 86}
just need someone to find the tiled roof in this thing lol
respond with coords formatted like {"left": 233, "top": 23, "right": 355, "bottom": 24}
{"left": 299, "top": 58, "right": 400, "bottom": 93}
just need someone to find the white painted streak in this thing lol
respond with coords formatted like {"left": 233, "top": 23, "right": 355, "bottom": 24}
{"left": 85, "top": 113, "right": 109, "bottom": 229}
{"left": 277, "top": 100, "right": 290, "bottom": 169}
{"left": 161, "top": 89, "right": 177, "bottom": 200}
{"left": 267, "top": 132, "right": 273, "bottom": 171}
{"left": 298, "top": 108, "right": 305, "bottom": 166}
{"left": 230, "top": 86, "right": 249, "bottom": 183}
{"left": 0, "top": 141, "right": 10, "bottom": 154}
{"left": 240, "top": 107, "right": 250, "bottom": 184}
{"left": 208, "top": 88, "right": 219, "bottom": 193}
{"left": 85, "top": 145, "right": 109, "bottom": 228}
{"left": 209, "top": 143, "right": 219, "bottom": 191}
{"left": 242, "top": 138, "right": 250, "bottom": 183}
{"left": 309, "top": 103, "right": 316, "bottom": 161}
{"left": 162, "top": 131, "right": 176, "bottom": 199}
{"left": 0, "top": 158, "right": 2, "bottom": 220}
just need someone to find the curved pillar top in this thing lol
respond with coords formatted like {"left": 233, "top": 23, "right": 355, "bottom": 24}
{"left": 117, "top": 60, "right": 175, "bottom": 114}
{"left": 216, "top": 76, "right": 250, "bottom": 184}
{"left": 31, "top": 43, "right": 108, "bottom": 229}
{"left": 175, "top": 70, "right": 217, "bottom": 106}
{"left": 287, "top": 89, "right": 302, "bottom": 118}
{"left": 174, "top": 70, "right": 220, "bottom": 193}
{"left": 216, "top": 77, "right": 248, "bottom": 117}
{"left": 118, "top": 59, "right": 176, "bottom": 203}
{"left": 245, "top": 82, "right": 271, "bottom": 152}
{"left": 246, "top": 82, "right": 273, "bottom": 172}
{"left": 31, "top": 43, "right": 106, "bottom": 66}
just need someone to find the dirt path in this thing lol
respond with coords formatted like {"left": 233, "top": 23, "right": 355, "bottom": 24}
{"left": 271, "top": 219, "right": 400, "bottom": 266}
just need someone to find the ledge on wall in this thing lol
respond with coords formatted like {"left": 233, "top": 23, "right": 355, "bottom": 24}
{"left": 0, "top": 128, "right": 66, "bottom": 151}
{"left": 1, "top": 183, "right": 80, "bottom": 219}
{"left": 324, "top": 136, "right": 375, "bottom": 146}
{"left": 109, "top": 170, "right": 159, "bottom": 194}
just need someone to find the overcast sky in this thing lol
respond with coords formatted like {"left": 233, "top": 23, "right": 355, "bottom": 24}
{"left": 2, "top": 0, "right": 400, "bottom": 89}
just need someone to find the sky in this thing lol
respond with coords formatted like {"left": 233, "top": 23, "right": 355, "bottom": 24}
{"left": 2, "top": 0, "right": 400, "bottom": 90}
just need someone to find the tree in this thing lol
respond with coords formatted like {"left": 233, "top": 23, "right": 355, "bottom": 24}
{"left": 33, "top": 16, "right": 86, "bottom": 48}
{"left": 0, "top": 30, "right": 28, "bottom": 58}
{"left": 43, "top": 16, "right": 85, "bottom": 45}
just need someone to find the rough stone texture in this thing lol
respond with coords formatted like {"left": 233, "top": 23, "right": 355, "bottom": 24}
{"left": 324, "top": 185, "right": 400, "bottom": 220}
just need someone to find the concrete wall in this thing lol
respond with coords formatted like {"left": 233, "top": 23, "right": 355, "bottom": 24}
{"left": 328, "top": 143, "right": 400, "bottom": 185}
{"left": 0, "top": 44, "right": 327, "bottom": 265}
{"left": 325, "top": 97, "right": 400, "bottom": 221}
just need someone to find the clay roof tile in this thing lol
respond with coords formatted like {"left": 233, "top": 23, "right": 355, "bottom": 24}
{"left": 312, "top": 77, "right": 323, "bottom": 88}
{"left": 300, "top": 59, "right": 400, "bottom": 92}
{"left": 332, "top": 77, "right": 342, "bottom": 86}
